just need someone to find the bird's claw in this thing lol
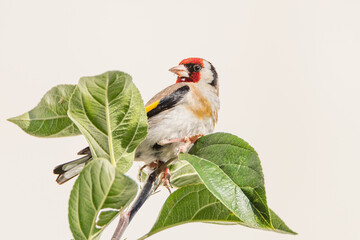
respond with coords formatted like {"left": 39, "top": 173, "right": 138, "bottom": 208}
{"left": 154, "top": 167, "right": 173, "bottom": 194}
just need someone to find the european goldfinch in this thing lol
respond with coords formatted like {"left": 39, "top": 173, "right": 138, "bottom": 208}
{"left": 54, "top": 58, "right": 220, "bottom": 184}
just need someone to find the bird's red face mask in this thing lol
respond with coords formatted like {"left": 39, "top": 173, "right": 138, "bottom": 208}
{"left": 169, "top": 58, "right": 204, "bottom": 83}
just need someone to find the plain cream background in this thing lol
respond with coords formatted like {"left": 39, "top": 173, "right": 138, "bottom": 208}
{"left": 1, "top": 0, "right": 359, "bottom": 239}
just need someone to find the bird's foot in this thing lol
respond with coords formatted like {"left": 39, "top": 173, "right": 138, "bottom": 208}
{"left": 154, "top": 166, "right": 173, "bottom": 194}
{"left": 138, "top": 161, "right": 173, "bottom": 193}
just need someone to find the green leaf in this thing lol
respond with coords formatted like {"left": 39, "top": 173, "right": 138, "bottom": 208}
{"left": 141, "top": 184, "right": 296, "bottom": 239}
{"left": 169, "top": 160, "right": 201, "bottom": 188}
{"left": 179, "top": 132, "right": 272, "bottom": 229}
{"left": 69, "top": 158, "right": 138, "bottom": 240}
{"left": 68, "top": 71, "right": 148, "bottom": 171}
{"left": 8, "top": 84, "right": 80, "bottom": 137}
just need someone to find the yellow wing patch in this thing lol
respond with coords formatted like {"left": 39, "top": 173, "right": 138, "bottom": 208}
{"left": 145, "top": 100, "right": 160, "bottom": 113}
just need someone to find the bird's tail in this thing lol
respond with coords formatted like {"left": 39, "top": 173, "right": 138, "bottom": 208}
{"left": 53, "top": 147, "right": 93, "bottom": 185}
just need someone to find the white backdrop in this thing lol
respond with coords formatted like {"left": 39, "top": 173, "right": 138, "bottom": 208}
{"left": 1, "top": 0, "right": 359, "bottom": 239}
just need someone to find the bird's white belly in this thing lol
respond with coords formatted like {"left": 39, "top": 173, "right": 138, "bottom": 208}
{"left": 134, "top": 105, "right": 214, "bottom": 164}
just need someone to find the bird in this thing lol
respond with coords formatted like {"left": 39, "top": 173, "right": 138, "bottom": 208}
{"left": 53, "top": 57, "right": 220, "bottom": 186}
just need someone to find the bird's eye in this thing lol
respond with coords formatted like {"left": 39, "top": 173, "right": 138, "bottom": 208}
{"left": 193, "top": 65, "right": 201, "bottom": 72}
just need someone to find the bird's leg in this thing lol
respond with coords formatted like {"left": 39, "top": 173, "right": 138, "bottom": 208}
{"left": 179, "top": 134, "right": 203, "bottom": 152}
{"left": 158, "top": 134, "right": 203, "bottom": 148}
{"left": 157, "top": 137, "right": 187, "bottom": 146}
{"left": 178, "top": 137, "right": 191, "bottom": 153}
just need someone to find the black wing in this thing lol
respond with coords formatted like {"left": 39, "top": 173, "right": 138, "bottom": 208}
{"left": 146, "top": 85, "right": 190, "bottom": 118}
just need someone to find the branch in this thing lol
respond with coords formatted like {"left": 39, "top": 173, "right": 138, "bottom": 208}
{"left": 112, "top": 158, "right": 176, "bottom": 240}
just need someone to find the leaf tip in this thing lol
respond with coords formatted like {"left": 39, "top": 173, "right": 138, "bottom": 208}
{"left": 283, "top": 227, "right": 297, "bottom": 235}
{"left": 7, "top": 115, "right": 24, "bottom": 125}
{"left": 7, "top": 117, "right": 15, "bottom": 123}
{"left": 279, "top": 228, "right": 297, "bottom": 235}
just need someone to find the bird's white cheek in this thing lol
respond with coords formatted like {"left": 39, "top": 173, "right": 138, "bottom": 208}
{"left": 200, "top": 70, "right": 213, "bottom": 83}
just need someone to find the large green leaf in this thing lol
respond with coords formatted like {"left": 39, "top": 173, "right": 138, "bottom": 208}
{"left": 68, "top": 71, "right": 148, "bottom": 171}
{"left": 8, "top": 84, "right": 80, "bottom": 137}
{"left": 69, "top": 158, "right": 138, "bottom": 240}
{"left": 141, "top": 184, "right": 296, "bottom": 239}
{"left": 179, "top": 132, "right": 272, "bottom": 229}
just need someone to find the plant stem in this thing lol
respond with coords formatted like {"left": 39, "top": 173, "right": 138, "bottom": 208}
{"left": 111, "top": 212, "right": 130, "bottom": 240}
{"left": 112, "top": 158, "right": 176, "bottom": 240}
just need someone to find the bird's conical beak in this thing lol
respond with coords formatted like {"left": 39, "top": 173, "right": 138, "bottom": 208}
{"left": 169, "top": 65, "right": 189, "bottom": 78}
